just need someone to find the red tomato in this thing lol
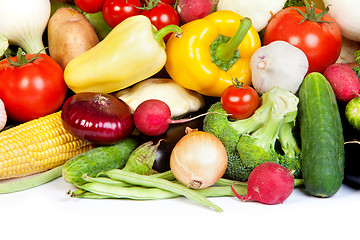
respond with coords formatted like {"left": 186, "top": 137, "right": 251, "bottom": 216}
{"left": 102, "top": 0, "right": 142, "bottom": 28}
{"left": 220, "top": 83, "right": 259, "bottom": 120}
{"left": 141, "top": 2, "right": 179, "bottom": 41}
{"left": 263, "top": 5, "right": 342, "bottom": 73}
{"left": 0, "top": 52, "right": 67, "bottom": 123}
{"left": 74, "top": 0, "right": 106, "bottom": 13}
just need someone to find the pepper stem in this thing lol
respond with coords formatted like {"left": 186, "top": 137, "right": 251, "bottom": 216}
{"left": 153, "top": 24, "right": 182, "bottom": 44}
{"left": 215, "top": 17, "right": 252, "bottom": 62}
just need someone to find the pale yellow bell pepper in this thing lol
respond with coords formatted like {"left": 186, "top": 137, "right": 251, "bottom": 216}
{"left": 64, "top": 15, "right": 181, "bottom": 93}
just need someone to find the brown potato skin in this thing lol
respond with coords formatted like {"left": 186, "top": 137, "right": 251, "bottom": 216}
{"left": 48, "top": 8, "right": 99, "bottom": 69}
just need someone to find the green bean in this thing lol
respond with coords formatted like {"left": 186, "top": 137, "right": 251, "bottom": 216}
{"left": 72, "top": 182, "right": 247, "bottom": 200}
{"left": 79, "top": 182, "right": 180, "bottom": 200}
{"left": 101, "top": 169, "right": 223, "bottom": 212}
{"left": 83, "top": 175, "right": 133, "bottom": 187}
{"left": 294, "top": 179, "right": 304, "bottom": 187}
{"left": 69, "top": 189, "right": 115, "bottom": 199}
{"left": 68, "top": 188, "right": 87, "bottom": 196}
{"left": 215, "top": 177, "right": 244, "bottom": 186}
{"left": 0, "top": 165, "right": 63, "bottom": 194}
{"left": 84, "top": 170, "right": 176, "bottom": 186}
{"left": 71, "top": 191, "right": 114, "bottom": 199}
{"left": 151, "top": 170, "right": 176, "bottom": 181}
{"left": 198, "top": 184, "right": 247, "bottom": 197}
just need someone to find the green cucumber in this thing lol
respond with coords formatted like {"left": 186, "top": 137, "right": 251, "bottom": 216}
{"left": 62, "top": 137, "right": 139, "bottom": 187}
{"left": 298, "top": 72, "right": 345, "bottom": 197}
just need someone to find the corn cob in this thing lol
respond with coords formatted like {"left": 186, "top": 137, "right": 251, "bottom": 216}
{"left": 0, "top": 111, "right": 94, "bottom": 180}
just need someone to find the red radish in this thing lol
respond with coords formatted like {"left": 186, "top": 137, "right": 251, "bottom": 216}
{"left": 133, "top": 99, "right": 212, "bottom": 136}
{"left": 323, "top": 63, "right": 360, "bottom": 102}
{"left": 232, "top": 162, "right": 294, "bottom": 205}
{"left": 176, "top": 0, "right": 213, "bottom": 24}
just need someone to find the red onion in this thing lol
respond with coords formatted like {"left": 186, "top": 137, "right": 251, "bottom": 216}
{"left": 61, "top": 92, "right": 134, "bottom": 145}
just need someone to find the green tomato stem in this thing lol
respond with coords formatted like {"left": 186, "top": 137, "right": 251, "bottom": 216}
{"left": 5, "top": 48, "right": 45, "bottom": 67}
{"left": 295, "top": 1, "right": 332, "bottom": 27}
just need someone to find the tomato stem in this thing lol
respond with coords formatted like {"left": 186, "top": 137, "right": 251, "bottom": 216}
{"left": 136, "top": 0, "right": 160, "bottom": 10}
{"left": 232, "top": 78, "right": 244, "bottom": 89}
{"left": 4, "top": 48, "right": 45, "bottom": 67}
{"left": 295, "top": 1, "right": 333, "bottom": 28}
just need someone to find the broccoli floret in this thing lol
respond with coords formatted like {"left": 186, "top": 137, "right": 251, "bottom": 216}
{"left": 203, "top": 102, "right": 252, "bottom": 181}
{"left": 236, "top": 134, "right": 279, "bottom": 169}
{"left": 203, "top": 86, "right": 302, "bottom": 181}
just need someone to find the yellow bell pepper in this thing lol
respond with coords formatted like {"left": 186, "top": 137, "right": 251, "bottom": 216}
{"left": 64, "top": 15, "right": 181, "bottom": 93}
{"left": 165, "top": 10, "right": 261, "bottom": 97}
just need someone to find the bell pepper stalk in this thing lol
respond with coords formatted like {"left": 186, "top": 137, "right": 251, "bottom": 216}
{"left": 165, "top": 10, "right": 261, "bottom": 97}
{"left": 213, "top": 17, "right": 252, "bottom": 70}
{"left": 64, "top": 15, "right": 182, "bottom": 94}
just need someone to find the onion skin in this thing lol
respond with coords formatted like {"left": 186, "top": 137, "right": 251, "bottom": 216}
{"left": 61, "top": 92, "right": 134, "bottom": 145}
{"left": 170, "top": 128, "right": 228, "bottom": 189}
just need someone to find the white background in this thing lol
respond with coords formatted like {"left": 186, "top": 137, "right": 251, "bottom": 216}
{"left": 0, "top": 177, "right": 359, "bottom": 239}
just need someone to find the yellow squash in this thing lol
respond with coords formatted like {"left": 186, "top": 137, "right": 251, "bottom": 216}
{"left": 64, "top": 15, "right": 181, "bottom": 93}
{"left": 165, "top": 10, "right": 261, "bottom": 97}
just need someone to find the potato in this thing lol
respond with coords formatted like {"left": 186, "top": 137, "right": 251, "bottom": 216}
{"left": 48, "top": 8, "right": 99, "bottom": 69}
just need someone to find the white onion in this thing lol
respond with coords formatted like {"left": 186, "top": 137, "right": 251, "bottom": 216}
{"left": 0, "top": 0, "right": 50, "bottom": 54}
{"left": 170, "top": 128, "right": 228, "bottom": 189}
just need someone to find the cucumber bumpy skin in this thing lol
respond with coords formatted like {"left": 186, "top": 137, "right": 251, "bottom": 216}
{"left": 62, "top": 137, "right": 139, "bottom": 187}
{"left": 298, "top": 72, "right": 345, "bottom": 198}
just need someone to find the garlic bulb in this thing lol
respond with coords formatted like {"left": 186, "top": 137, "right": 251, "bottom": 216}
{"left": 0, "top": 99, "right": 7, "bottom": 131}
{"left": 0, "top": 0, "right": 50, "bottom": 54}
{"left": 250, "top": 41, "right": 309, "bottom": 94}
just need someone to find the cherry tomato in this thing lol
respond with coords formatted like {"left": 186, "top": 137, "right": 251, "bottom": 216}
{"left": 0, "top": 51, "right": 67, "bottom": 123}
{"left": 263, "top": 5, "right": 342, "bottom": 73}
{"left": 74, "top": 0, "right": 106, "bottom": 13}
{"left": 220, "top": 82, "right": 259, "bottom": 120}
{"left": 141, "top": 2, "right": 179, "bottom": 41}
{"left": 102, "top": 0, "right": 142, "bottom": 28}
